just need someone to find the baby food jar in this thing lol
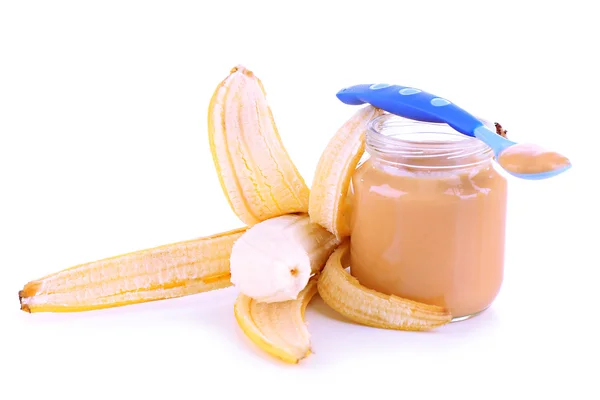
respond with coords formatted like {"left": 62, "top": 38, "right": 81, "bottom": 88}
{"left": 350, "top": 114, "right": 508, "bottom": 320}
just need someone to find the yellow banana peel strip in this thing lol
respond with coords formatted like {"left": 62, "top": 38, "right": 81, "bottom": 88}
{"left": 208, "top": 65, "right": 310, "bottom": 226}
{"left": 309, "top": 106, "right": 384, "bottom": 239}
{"left": 234, "top": 275, "right": 319, "bottom": 364}
{"left": 19, "top": 227, "right": 246, "bottom": 313}
{"left": 318, "top": 242, "right": 452, "bottom": 331}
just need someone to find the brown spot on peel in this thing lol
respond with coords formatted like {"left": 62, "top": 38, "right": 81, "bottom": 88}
{"left": 494, "top": 122, "right": 508, "bottom": 138}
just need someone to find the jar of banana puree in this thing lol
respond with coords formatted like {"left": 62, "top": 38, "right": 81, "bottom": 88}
{"left": 350, "top": 114, "right": 507, "bottom": 320}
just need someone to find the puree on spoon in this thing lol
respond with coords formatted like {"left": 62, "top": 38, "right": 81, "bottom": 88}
{"left": 497, "top": 143, "right": 571, "bottom": 175}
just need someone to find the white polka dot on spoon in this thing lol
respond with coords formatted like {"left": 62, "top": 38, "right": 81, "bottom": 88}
{"left": 369, "top": 83, "right": 392, "bottom": 90}
{"left": 431, "top": 98, "right": 451, "bottom": 106}
{"left": 399, "top": 88, "right": 421, "bottom": 95}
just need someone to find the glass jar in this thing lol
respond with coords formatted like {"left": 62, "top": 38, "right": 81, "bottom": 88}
{"left": 350, "top": 114, "right": 508, "bottom": 320}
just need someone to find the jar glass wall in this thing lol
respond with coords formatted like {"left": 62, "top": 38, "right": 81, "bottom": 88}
{"left": 350, "top": 114, "right": 508, "bottom": 320}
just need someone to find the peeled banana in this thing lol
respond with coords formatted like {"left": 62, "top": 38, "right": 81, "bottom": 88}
{"left": 318, "top": 242, "right": 452, "bottom": 331}
{"left": 309, "top": 106, "right": 384, "bottom": 239}
{"left": 230, "top": 214, "right": 339, "bottom": 303}
{"left": 19, "top": 228, "right": 246, "bottom": 312}
{"left": 18, "top": 65, "right": 457, "bottom": 364}
{"left": 234, "top": 276, "right": 318, "bottom": 364}
{"left": 208, "top": 65, "right": 310, "bottom": 226}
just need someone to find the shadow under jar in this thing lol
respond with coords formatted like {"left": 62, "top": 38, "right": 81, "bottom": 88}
{"left": 350, "top": 114, "right": 508, "bottom": 321}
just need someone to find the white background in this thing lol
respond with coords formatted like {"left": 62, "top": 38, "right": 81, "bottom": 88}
{"left": 1, "top": 1, "right": 598, "bottom": 399}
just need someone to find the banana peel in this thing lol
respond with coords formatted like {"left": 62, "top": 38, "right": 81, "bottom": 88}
{"left": 309, "top": 106, "right": 384, "bottom": 239}
{"left": 208, "top": 65, "right": 310, "bottom": 226}
{"left": 234, "top": 276, "right": 319, "bottom": 364}
{"left": 19, "top": 228, "right": 246, "bottom": 312}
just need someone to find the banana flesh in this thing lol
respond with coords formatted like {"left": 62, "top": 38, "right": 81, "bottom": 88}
{"left": 318, "top": 242, "right": 452, "bottom": 331}
{"left": 234, "top": 276, "right": 318, "bottom": 364}
{"left": 309, "top": 106, "right": 384, "bottom": 239}
{"left": 208, "top": 65, "right": 310, "bottom": 226}
{"left": 19, "top": 228, "right": 246, "bottom": 312}
{"left": 230, "top": 214, "right": 339, "bottom": 303}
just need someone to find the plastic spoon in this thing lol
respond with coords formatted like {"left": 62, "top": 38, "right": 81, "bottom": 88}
{"left": 336, "top": 83, "right": 571, "bottom": 180}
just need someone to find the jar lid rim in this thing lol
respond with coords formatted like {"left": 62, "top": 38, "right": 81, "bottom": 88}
{"left": 366, "top": 114, "right": 494, "bottom": 167}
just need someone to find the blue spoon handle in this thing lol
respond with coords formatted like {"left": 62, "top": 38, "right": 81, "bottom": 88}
{"left": 336, "top": 84, "right": 484, "bottom": 137}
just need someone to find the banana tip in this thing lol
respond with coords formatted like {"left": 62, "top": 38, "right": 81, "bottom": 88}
{"left": 18, "top": 282, "right": 40, "bottom": 313}
{"left": 18, "top": 290, "right": 31, "bottom": 313}
{"left": 230, "top": 65, "right": 253, "bottom": 77}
